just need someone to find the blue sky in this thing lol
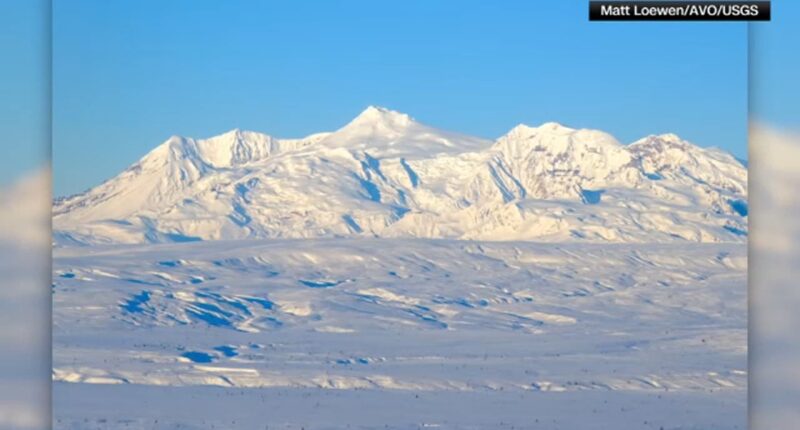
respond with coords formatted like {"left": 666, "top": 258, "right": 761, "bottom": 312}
{"left": 0, "top": 0, "right": 49, "bottom": 186}
{"left": 52, "top": 0, "right": 750, "bottom": 196}
{"left": 751, "top": 0, "right": 800, "bottom": 130}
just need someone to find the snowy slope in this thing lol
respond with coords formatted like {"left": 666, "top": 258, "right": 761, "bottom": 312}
{"left": 53, "top": 106, "right": 747, "bottom": 244}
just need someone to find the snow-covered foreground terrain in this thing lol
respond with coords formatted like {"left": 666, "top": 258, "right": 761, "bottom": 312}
{"left": 53, "top": 239, "right": 746, "bottom": 429}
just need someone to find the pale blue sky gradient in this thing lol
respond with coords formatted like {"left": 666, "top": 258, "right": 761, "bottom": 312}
{"left": 53, "top": 0, "right": 748, "bottom": 196}
{"left": 0, "top": 0, "right": 49, "bottom": 186}
{"left": 751, "top": 0, "right": 800, "bottom": 129}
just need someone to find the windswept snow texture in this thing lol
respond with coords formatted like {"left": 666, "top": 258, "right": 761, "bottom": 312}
{"left": 53, "top": 106, "right": 747, "bottom": 245}
{"left": 53, "top": 239, "right": 746, "bottom": 429}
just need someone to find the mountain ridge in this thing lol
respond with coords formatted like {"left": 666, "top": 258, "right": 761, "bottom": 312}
{"left": 54, "top": 106, "right": 747, "bottom": 245}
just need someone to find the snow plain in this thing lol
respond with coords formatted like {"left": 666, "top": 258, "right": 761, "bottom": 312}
{"left": 53, "top": 239, "right": 746, "bottom": 429}
{"left": 53, "top": 107, "right": 747, "bottom": 428}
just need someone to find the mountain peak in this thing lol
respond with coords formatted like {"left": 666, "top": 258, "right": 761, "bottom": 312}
{"left": 630, "top": 133, "right": 697, "bottom": 153}
{"left": 503, "top": 121, "right": 575, "bottom": 140}
{"left": 221, "top": 127, "right": 243, "bottom": 138}
{"left": 344, "top": 106, "right": 415, "bottom": 130}
{"left": 208, "top": 127, "right": 267, "bottom": 142}
{"left": 537, "top": 121, "right": 574, "bottom": 132}
{"left": 656, "top": 133, "right": 683, "bottom": 142}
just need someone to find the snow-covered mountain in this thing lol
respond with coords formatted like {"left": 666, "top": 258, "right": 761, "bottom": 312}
{"left": 53, "top": 106, "right": 747, "bottom": 245}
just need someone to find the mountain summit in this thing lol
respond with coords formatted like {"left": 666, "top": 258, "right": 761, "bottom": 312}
{"left": 54, "top": 107, "right": 747, "bottom": 245}
{"left": 344, "top": 105, "right": 416, "bottom": 129}
{"left": 315, "top": 106, "right": 490, "bottom": 158}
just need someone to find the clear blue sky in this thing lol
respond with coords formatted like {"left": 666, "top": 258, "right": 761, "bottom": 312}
{"left": 53, "top": 0, "right": 749, "bottom": 197}
{"left": 751, "top": 0, "right": 800, "bottom": 130}
{"left": 0, "top": 0, "right": 49, "bottom": 186}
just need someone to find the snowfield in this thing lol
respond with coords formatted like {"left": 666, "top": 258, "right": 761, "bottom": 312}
{"left": 53, "top": 107, "right": 746, "bottom": 428}
{"left": 53, "top": 239, "right": 746, "bottom": 429}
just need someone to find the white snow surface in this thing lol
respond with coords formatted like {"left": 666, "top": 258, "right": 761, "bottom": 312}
{"left": 53, "top": 238, "right": 746, "bottom": 429}
{"left": 53, "top": 106, "right": 747, "bottom": 245}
